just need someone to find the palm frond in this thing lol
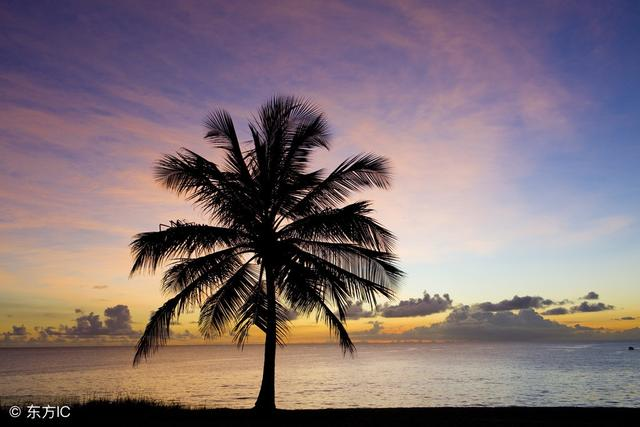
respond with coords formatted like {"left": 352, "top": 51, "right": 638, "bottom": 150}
{"left": 271, "top": 116, "right": 330, "bottom": 215}
{"left": 288, "top": 245, "right": 399, "bottom": 307}
{"left": 154, "top": 148, "right": 225, "bottom": 195}
{"left": 129, "top": 223, "right": 246, "bottom": 276}
{"left": 293, "top": 240, "right": 403, "bottom": 285}
{"left": 277, "top": 104, "right": 330, "bottom": 178}
{"left": 133, "top": 275, "right": 209, "bottom": 365}
{"left": 203, "top": 109, "right": 251, "bottom": 181}
{"left": 198, "top": 259, "right": 258, "bottom": 339}
{"left": 231, "top": 285, "right": 291, "bottom": 349}
{"left": 161, "top": 247, "right": 247, "bottom": 294}
{"left": 251, "top": 96, "right": 326, "bottom": 197}
{"left": 316, "top": 298, "right": 355, "bottom": 355}
{"left": 290, "top": 153, "right": 391, "bottom": 216}
{"left": 279, "top": 201, "right": 397, "bottom": 252}
{"left": 154, "top": 148, "right": 260, "bottom": 229}
{"left": 281, "top": 267, "right": 355, "bottom": 355}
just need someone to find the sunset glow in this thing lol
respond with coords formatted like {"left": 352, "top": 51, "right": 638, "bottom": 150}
{"left": 1, "top": 0, "right": 639, "bottom": 347}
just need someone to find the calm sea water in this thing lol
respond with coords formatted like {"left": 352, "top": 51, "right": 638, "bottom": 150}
{"left": 0, "top": 343, "right": 638, "bottom": 408}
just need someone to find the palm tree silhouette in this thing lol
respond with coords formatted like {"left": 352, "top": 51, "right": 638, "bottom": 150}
{"left": 129, "top": 96, "right": 403, "bottom": 410}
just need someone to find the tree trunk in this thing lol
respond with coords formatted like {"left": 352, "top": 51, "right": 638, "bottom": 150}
{"left": 254, "top": 266, "right": 277, "bottom": 411}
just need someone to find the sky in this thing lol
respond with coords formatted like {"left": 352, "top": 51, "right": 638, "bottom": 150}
{"left": 1, "top": 0, "right": 640, "bottom": 347}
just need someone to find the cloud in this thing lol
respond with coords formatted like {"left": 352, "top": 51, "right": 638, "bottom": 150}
{"left": 616, "top": 317, "right": 636, "bottom": 321}
{"left": 171, "top": 329, "right": 195, "bottom": 339}
{"left": 3, "top": 325, "right": 27, "bottom": 336}
{"left": 341, "top": 301, "right": 376, "bottom": 320}
{"left": 582, "top": 291, "right": 599, "bottom": 300}
{"left": 354, "top": 321, "right": 384, "bottom": 336}
{"left": 93, "top": 285, "right": 109, "bottom": 290}
{"left": 13, "top": 325, "right": 27, "bottom": 335}
{"left": 571, "top": 302, "right": 614, "bottom": 313}
{"left": 285, "top": 308, "right": 298, "bottom": 321}
{"left": 542, "top": 307, "right": 570, "bottom": 315}
{"left": 2, "top": 325, "right": 29, "bottom": 344}
{"left": 2, "top": 305, "right": 137, "bottom": 345}
{"left": 542, "top": 301, "right": 615, "bottom": 315}
{"left": 476, "top": 295, "right": 554, "bottom": 312}
{"left": 68, "top": 311, "right": 104, "bottom": 336}
{"left": 338, "top": 293, "right": 453, "bottom": 319}
{"left": 103, "top": 304, "right": 134, "bottom": 334}
{"left": 33, "top": 326, "right": 64, "bottom": 341}
{"left": 381, "top": 292, "right": 452, "bottom": 317}
{"left": 358, "top": 306, "right": 640, "bottom": 342}
{"left": 400, "top": 307, "right": 587, "bottom": 341}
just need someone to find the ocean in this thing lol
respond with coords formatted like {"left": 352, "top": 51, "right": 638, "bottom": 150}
{"left": 0, "top": 342, "right": 638, "bottom": 408}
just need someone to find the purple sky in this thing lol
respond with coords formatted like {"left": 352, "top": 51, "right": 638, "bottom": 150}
{"left": 1, "top": 0, "right": 639, "bottom": 345}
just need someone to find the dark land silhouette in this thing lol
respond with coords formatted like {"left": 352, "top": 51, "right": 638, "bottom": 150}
{"left": 4, "top": 399, "right": 639, "bottom": 426}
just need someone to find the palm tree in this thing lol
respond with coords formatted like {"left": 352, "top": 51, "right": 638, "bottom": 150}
{"left": 129, "top": 96, "right": 403, "bottom": 410}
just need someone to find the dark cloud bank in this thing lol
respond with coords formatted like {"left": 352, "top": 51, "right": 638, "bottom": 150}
{"left": 381, "top": 293, "right": 453, "bottom": 318}
{"left": 357, "top": 306, "right": 640, "bottom": 342}
{"left": 343, "top": 292, "right": 611, "bottom": 320}
{"left": 340, "top": 291, "right": 635, "bottom": 342}
{"left": 2, "top": 304, "right": 202, "bottom": 346}
{"left": 351, "top": 291, "right": 635, "bottom": 342}
{"left": 542, "top": 302, "right": 615, "bottom": 316}
{"left": 340, "top": 291, "right": 640, "bottom": 341}
{"left": 342, "top": 293, "right": 453, "bottom": 320}
{"left": 3, "top": 325, "right": 27, "bottom": 337}
{"left": 2, "top": 305, "right": 139, "bottom": 345}
{"left": 476, "top": 295, "right": 555, "bottom": 312}
{"left": 3, "top": 292, "right": 636, "bottom": 345}
{"left": 343, "top": 301, "right": 376, "bottom": 320}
